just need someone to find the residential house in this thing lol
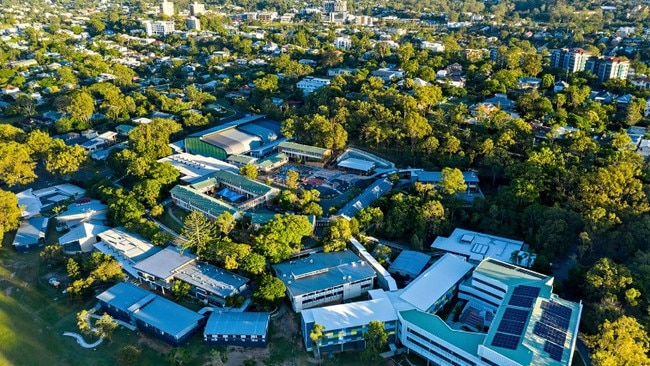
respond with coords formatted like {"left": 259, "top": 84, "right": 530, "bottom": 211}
{"left": 58, "top": 222, "right": 110, "bottom": 254}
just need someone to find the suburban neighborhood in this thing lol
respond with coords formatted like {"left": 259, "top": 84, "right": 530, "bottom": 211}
{"left": 0, "top": 0, "right": 650, "bottom": 365}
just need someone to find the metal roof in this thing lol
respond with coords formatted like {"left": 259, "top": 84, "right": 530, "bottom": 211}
{"left": 134, "top": 246, "right": 195, "bottom": 280}
{"left": 96, "top": 282, "right": 152, "bottom": 312}
{"left": 204, "top": 312, "right": 270, "bottom": 336}
{"left": 431, "top": 228, "right": 533, "bottom": 266}
{"left": 173, "top": 261, "right": 249, "bottom": 298}
{"left": 399, "top": 253, "right": 473, "bottom": 312}
{"left": 278, "top": 141, "right": 331, "bottom": 156}
{"left": 388, "top": 250, "right": 431, "bottom": 278}
{"left": 337, "top": 178, "right": 393, "bottom": 219}
{"left": 97, "top": 227, "right": 157, "bottom": 261}
{"left": 201, "top": 128, "right": 261, "bottom": 155}
{"left": 301, "top": 296, "right": 397, "bottom": 331}
{"left": 273, "top": 250, "right": 376, "bottom": 297}
{"left": 131, "top": 296, "right": 203, "bottom": 338}
{"left": 337, "top": 158, "right": 376, "bottom": 172}
{"left": 170, "top": 185, "right": 238, "bottom": 217}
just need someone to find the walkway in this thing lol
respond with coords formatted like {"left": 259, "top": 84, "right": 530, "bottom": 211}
{"left": 62, "top": 332, "right": 103, "bottom": 348}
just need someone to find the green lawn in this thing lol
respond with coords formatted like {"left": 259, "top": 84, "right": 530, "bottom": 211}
{"left": 158, "top": 206, "right": 187, "bottom": 234}
{"left": 0, "top": 245, "right": 169, "bottom": 366}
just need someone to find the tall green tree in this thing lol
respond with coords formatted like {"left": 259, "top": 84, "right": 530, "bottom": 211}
{"left": 585, "top": 316, "right": 650, "bottom": 366}
{"left": 362, "top": 320, "right": 388, "bottom": 361}
{"left": 181, "top": 210, "right": 217, "bottom": 258}
{"left": 0, "top": 189, "right": 21, "bottom": 245}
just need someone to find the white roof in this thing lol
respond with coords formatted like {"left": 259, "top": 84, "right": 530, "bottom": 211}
{"left": 16, "top": 188, "right": 42, "bottom": 218}
{"left": 158, "top": 153, "right": 239, "bottom": 183}
{"left": 399, "top": 253, "right": 473, "bottom": 311}
{"left": 338, "top": 158, "right": 376, "bottom": 172}
{"left": 349, "top": 237, "right": 397, "bottom": 291}
{"left": 96, "top": 227, "right": 155, "bottom": 260}
{"left": 431, "top": 228, "right": 527, "bottom": 265}
{"left": 59, "top": 223, "right": 110, "bottom": 244}
{"left": 301, "top": 295, "right": 397, "bottom": 331}
{"left": 32, "top": 183, "right": 85, "bottom": 198}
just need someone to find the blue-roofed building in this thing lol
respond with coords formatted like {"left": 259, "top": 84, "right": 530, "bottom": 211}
{"left": 337, "top": 178, "right": 393, "bottom": 220}
{"left": 204, "top": 312, "right": 270, "bottom": 347}
{"left": 96, "top": 282, "right": 204, "bottom": 346}
{"left": 12, "top": 217, "right": 47, "bottom": 251}
{"left": 388, "top": 250, "right": 431, "bottom": 279}
{"left": 273, "top": 250, "right": 376, "bottom": 312}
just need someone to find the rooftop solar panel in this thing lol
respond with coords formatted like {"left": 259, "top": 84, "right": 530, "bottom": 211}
{"left": 544, "top": 341, "right": 564, "bottom": 362}
{"left": 541, "top": 311, "right": 570, "bottom": 331}
{"left": 542, "top": 301, "right": 573, "bottom": 319}
{"left": 503, "top": 308, "right": 530, "bottom": 322}
{"left": 509, "top": 295, "right": 535, "bottom": 308}
{"left": 497, "top": 319, "right": 526, "bottom": 336}
{"left": 492, "top": 333, "right": 520, "bottom": 350}
{"left": 534, "top": 323, "right": 567, "bottom": 345}
{"left": 513, "top": 285, "right": 541, "bottom": 298}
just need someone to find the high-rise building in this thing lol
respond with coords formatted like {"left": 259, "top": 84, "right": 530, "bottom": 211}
{"left": 187, "top": 16, "right": 201, "bottom": 31}
{"left": 160, "top": 0, "right": 175, "bottom": 16}
{"left": 586, "top": 56, "right": 630, "bottom": 82}
{"left": 323, "top": 0, "right": 347, "bottom": 12}
{"left": 550, "top": 48, "right": 591, "bottom": 73}
{"left": 143, "top": 20, "right": 175, "bottom": 36}
{"left": 189, "top": 2, "right": 205, "bottom": 16}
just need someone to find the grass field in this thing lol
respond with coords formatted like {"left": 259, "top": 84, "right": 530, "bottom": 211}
{"left": 0, "top": 241, "right": 169, "bottom": 366}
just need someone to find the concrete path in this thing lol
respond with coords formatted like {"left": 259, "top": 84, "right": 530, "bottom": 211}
{"left": 62, "top": 332, "right": 103, "bottom": 348}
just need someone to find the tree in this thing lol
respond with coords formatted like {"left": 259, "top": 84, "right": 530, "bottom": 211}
{"left": 128, "top": 118, "right": 181, "bottom": 160}
{"left": 76, "top": 310, "right": 92, "bottom": 335}
{"left": 45, "top": 139, "right": 87, "bottom": 177}
{"left": 239, "top": 164, "right": 258, "bottom": 180}
{"left": 254, "top": 214, "right": 313, "bottom": 263}
{"left": 67, "top": 258, "right": 81, "bottom": 279}
{"left": 180, "top": 111, "right": 208, "bottom": 127}
{"left": 0, "top": 142, "right": 37, "bottom": 186}
{"left": 112, "top": 64, "right": 136, "bottom": 87}
{"left": 94, "top": 314, "right": 118, "bottom": 341}
{"left": 362, "top": 320, "right": 388, "bottom": 361}
{"left": 585, "top": 258, "right": 634, "bottom": 301}
{"left": 181, "top": 211, "right": 217, "bottom": 258}
{"left": 323, "top": 218, "right": 352, "bottom": 253}
{"left": 241, "top": 253, "right": 266, "bottom": 275}
{"left": 0, "top": 189, "right": 21, "bottom": 243}
{"left": 253, "top": 74, "right": 279, "bottom": 94}
{"left": 40, "top": 245, "right": 65, "bottom": 265}
{"left": 285, "top": 169, "right": 300, "bottom": 190}
{"left": 171, "top": 280, "right": 191, "bottom": 300}
{"left": 254, "top": 275, "right": 286, "bottom": 304}
{"left": 64, "top": 90, "right": 94, "bottom": 124}
{"left": 356, "top": 207, "right": 384, "bottom": 230}
{"left": 117, "top": 345, "right": 142, "bottom": 365}
{"left": 439, "top": 167, "right": 467, "bottom": 195}
{"left": 585, "top": 316, "right": 650, "bottom": 366}
{"left": 310, "top": 323, "right": 325, "bottom": 359}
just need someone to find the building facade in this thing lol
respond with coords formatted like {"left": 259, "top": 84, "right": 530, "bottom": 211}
{"left": 189, "top": 2, "right": 205, "bottom": 16}
{"left": 273, "top": 251, "right": 376, "bottom": 312}
{"left": 160, "top": 0, "right": 175, "bottom": 16}
{"left": 550, "top": 48, "right": 591, "bottom": 73}
{"left": 586, "top": 56, "right": 630, "bottom": 82}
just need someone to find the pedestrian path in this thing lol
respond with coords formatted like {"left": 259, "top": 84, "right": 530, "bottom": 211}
{"left": 62, "top": 332, "right": 103, "bottom": 348}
